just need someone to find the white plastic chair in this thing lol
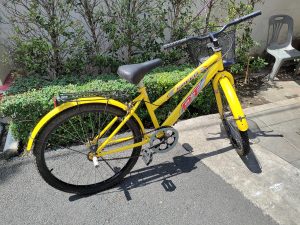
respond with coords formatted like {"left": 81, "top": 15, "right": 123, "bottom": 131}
{"left": 266, "top": 15, "right": 300, "bottom": 80}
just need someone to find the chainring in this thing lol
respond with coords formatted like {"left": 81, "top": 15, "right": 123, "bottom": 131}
{"left": 149, "top": 127, "right": 179, "bottom": 153}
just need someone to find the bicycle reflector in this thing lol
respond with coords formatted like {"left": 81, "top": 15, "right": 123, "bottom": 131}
{"left": 53, "top": 97, "right": 58, "bottom": 108}
{"left": 53, "top": 94, "right": 71, "bottom": 107}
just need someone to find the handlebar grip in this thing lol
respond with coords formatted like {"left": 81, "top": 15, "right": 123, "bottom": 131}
{"left": 229, "top": 10, "right": 262, "bottom": 26}
{"left": 163, "top": 37, "right": 189, "bottom": 49}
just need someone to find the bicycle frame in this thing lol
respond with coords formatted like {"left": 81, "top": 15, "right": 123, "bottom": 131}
{"left": 137, "top": 52, "right": 223, "bottom": 128}
{"left": 26, "top": 50, "right": 248, "bottom": 155}
{"left": 94, "top": 51, "right": 248, "bottom": 157}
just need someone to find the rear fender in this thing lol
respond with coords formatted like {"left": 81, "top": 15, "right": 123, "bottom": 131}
{"left": 26, "top": 97, "right": 145, "bottom": 151}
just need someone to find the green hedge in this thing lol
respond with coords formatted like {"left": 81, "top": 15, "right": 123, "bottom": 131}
{"left": 0, "top": 65, "right": 217, "bottom": 143}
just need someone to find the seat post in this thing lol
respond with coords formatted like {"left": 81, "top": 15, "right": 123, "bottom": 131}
{"left": 137, "top": 80, "right": 145, "bottom": 89}
{"left": 137, "top": 80, "right": 147, "bottom": 97}
{"left": 137, "top": 80, "right": 160, "bottom": 128}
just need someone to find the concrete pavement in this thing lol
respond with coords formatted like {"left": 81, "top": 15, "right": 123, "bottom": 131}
{"left": 260, "top": 80, "right": 300, "bottom": 103}
{"left": 0, "top": 82, "right": 299, "bottom": 225}
{"left": 174, "top": 96, "right": 300, "bottom": 225}
{"left": 0, "top": 141, "right": 277, "bottom": 225}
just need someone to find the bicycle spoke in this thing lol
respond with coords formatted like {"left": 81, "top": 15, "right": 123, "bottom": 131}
{"left": 97, "top": 104, "right": 112, "bottom": 137}
{"left": 76, "top": 113, "right": 90, "bottom": 143}
{"left": 100, "top": 156, "right": 117, "bottom": 174}
{"left": 67, "top": 118, "right": 86, "bottom": 144}
{"left": 48, "top": 130, "right": 86, "bottom": 146}
{"left": 88, "top": 112, "right": 95, "bottom": 138}
{"left": 47, "top": 142, "right": 87, "bottom": 156}
{"left": 97, "top": 111, "right": 102, "bottom": 136}
{"left": 57, "top": 122, "right": 84, "bottom": 144}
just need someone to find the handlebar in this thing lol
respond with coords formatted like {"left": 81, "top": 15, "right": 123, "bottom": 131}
{"left": 162, "top": 37, "right": 192, "bottom": 49}
{"left": 163, "top": 10, "right": 262, "bottom": 49}
{"left": 226, "top": 11, "right": 262, "bottom": 28}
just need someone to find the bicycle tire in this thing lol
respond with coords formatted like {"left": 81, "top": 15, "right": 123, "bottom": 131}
{"left": 34, "top": 103, "right": 142, "bottom": 194}
{"left": 218, "top": 80, "right": 250, "bottom": 156}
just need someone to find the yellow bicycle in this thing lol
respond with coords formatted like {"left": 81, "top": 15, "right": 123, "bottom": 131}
{"left": 27, "top": 11, "right": 261, "bottom": 194}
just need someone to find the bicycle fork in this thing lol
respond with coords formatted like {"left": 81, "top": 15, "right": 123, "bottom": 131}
{"left": 212, "top": 71, "right": 248, "bottom": 132}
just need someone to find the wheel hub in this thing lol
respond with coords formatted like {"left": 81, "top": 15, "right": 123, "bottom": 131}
{"left": 87, "top": 152, "right": 94, "bottom": 161}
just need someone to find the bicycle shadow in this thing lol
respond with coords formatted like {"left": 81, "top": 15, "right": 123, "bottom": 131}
{"left": 69, "top": 119, "right": 265, "bottom": 202}
{"left": 204, "top": 119, "right": 283, "bottom": 174}
{"left": 239, "top": 148, "right": 262, "bottom": 173}
{"left": 206, "top": 119, "right": 283, "bottom": 143}
{"left": 69, "top": 145, "right": 234, "bottom": 202}
{"left": 120, "top": 152, "right": 200, "bottom": 194}
{"left": 69, "top": 152, "right": 198, "bottom": 201}
{"left": 69, "top": 141, "right": 263, "bottom": 202}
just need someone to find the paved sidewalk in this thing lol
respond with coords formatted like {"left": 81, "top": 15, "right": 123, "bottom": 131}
{"left": 0, "top": 105, "right": 290, "bottom": 225}
{"left": 260, "top": 80, "right": 300, "bottom": 103}
{"left": 0, "top": 142, "right": 277, "bottom": 225}
{"left": 175, "top": 97, "right": 300, "bottom": 225}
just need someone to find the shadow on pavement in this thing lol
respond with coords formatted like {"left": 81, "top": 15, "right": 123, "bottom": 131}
{"left": 69, "top": 151, "right": 200, "bottom": 202}
{"left": 0, "top": 156, "right": 34, "bottom": 185}
{"left": 246, "top": 119, "right": 284, "bottom": 141}
{"left": 206, "top": 119, "right": 283, "bottom": 143}
{"left": 240, "top": 148, "right": 262, "bottom": 173}
{"left": 69, "top": 141, "right": 263, "bottom": 202}
{"left": 69, "top": 144, "right": 235, "bottom": 202}
{"left": 206, "top": 121, "right": 263, "bottom": 174}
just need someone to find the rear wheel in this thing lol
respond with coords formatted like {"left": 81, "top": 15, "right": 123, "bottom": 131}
{"left": 34, "top": 103, "right": 142, "bottom": 194}
{"left": 218, "top": 82, "right": 250, "bottom": 156}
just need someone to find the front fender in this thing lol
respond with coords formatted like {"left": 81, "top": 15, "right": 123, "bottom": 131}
{"left": 212, "top": 71, "right": 248, "bottom": 132}
{"left": 26, "top": 97, "right": 145, "bottom": 151}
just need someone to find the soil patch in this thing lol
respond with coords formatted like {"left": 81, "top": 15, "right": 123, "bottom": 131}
{"left": 235, "top": 65, "right": 300, "bottom": 108}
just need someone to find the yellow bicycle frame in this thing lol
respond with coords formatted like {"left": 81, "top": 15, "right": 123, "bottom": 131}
{"left": 27, "top": 51, "right": 248, "bottom": 157}
{"left": 94, "top": 51, "right": 248, "bottom": 156}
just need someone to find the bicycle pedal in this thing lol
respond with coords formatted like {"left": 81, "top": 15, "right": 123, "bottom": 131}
{"left": 142, "top": 149, "right": 153, "bottom": 166}
{"left": 182, "top": 143, "right": 193, "bottom": 152}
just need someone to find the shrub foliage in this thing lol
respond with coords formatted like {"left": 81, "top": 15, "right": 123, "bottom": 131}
{"left": 0, "top": 66, "right": 217, "bottom": 143}
{"left": 1, "top": 0, "right": 264, "bottom": 78}
{"left": 0, "top": 0, "right": 266, "bottom": 144}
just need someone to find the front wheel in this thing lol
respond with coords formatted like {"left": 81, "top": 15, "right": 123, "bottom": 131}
{"left": 218, "top": 78, "right": 250, "bottom": 156}
{"left": 34, "top": 103, "right": 143, "bottom": 194}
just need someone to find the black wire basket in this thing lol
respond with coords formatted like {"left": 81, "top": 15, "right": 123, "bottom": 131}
{"left": 186, "top": 29, "right": 236, "bottom": 67}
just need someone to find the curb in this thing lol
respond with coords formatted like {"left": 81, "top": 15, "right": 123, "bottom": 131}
{"left": 0, "top": 123, "right": 3, "bottom": 140}
{"left": 3, "top": 128, "right": 19, "bottom": 159}
{"left": 0, "top": 123, "right": 4, "bottom": 160}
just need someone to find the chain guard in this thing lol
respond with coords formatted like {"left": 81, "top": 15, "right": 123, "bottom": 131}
{"left": 149, "top": 127, "right": 179, "bottom": 153}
